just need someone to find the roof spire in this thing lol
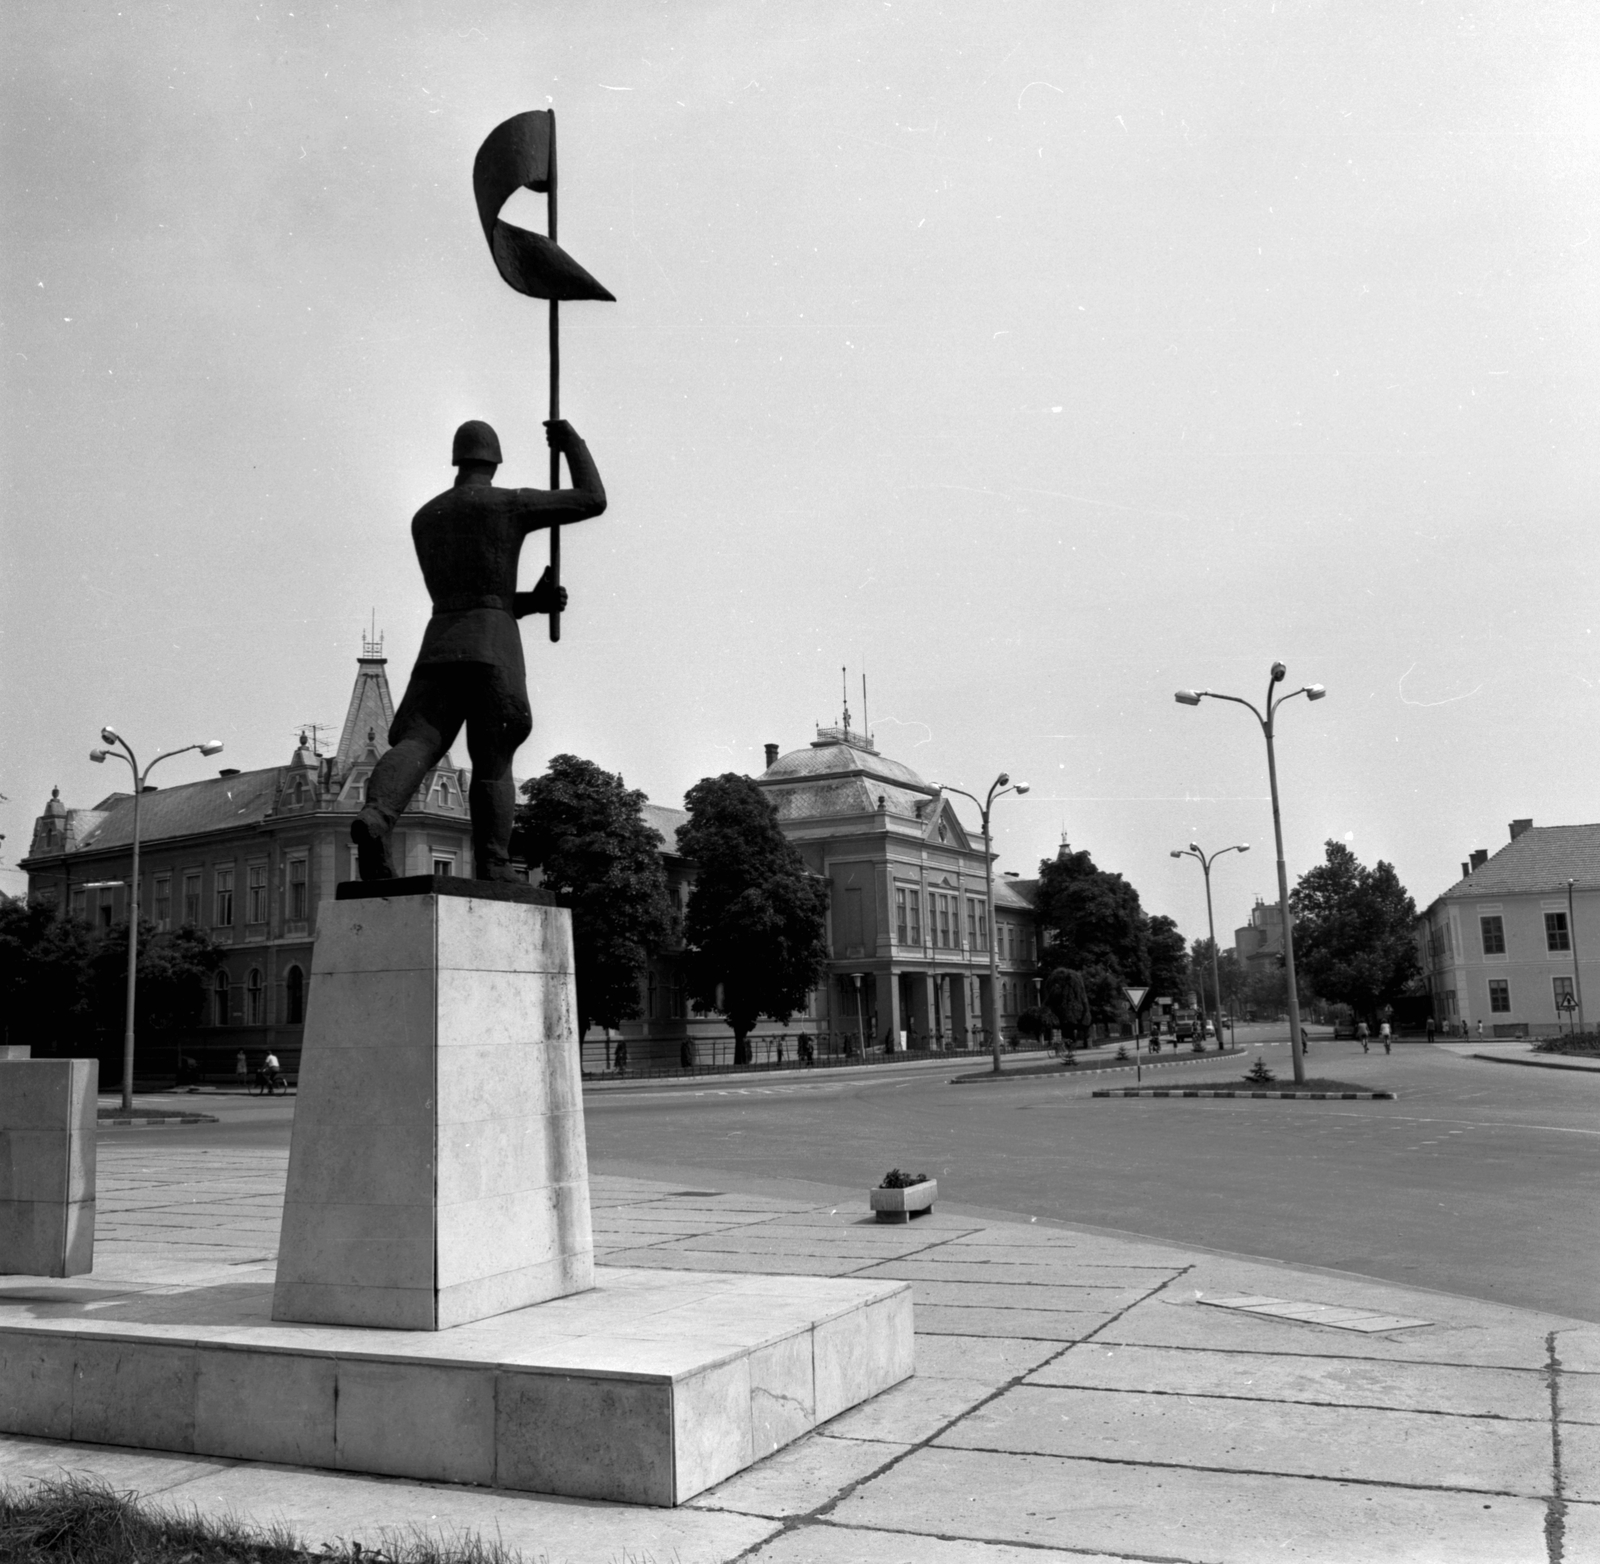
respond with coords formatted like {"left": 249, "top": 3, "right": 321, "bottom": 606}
{"left": 841, "top": 665, "right": 851, "bottom": 735}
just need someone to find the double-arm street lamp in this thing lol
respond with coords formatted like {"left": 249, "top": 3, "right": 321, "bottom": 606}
{"left": 939, "top": 773, "right": 1030, "bottom": 1075}
{"left": 91, "top": 728, "right": 224, "bottom": 1111}
{"left": 1175, "top": 663, "right": 1325, "bottom": 1085}
{"left": 1171, "top": 841, "right": 1248, "bottom": 1052}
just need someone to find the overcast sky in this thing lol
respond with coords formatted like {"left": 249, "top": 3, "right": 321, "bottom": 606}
{"left": 4, "top": 1, "right": 1598, "bottom": 940}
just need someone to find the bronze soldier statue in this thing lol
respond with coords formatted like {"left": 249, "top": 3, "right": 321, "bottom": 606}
{"left": 353, "top": 417, "right": 605, "bottom": 881}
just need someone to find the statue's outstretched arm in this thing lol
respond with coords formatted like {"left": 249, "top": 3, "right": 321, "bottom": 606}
{"left": 515, "top": 420, "right": 606, "bottom": 532}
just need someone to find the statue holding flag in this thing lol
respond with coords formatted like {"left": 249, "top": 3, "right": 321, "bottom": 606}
{"left": 352, "top": 109, "right": 614, "bottom": 883}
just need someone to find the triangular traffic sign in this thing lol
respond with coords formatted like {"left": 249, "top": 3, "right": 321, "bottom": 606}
{"left": 1123, "top": 986, "right": 1150, "bottom": 1011}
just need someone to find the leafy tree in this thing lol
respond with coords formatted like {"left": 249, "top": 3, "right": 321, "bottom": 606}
{"left": 677, "top": 773, "right": 829, "bottom": 1064}
{"left": 513, "top": 754, "right": 675, "bottom": 1039}
{"left": 1148, "top": 915, "right": 1190, "bottom": 999}
{"left": 0, "top": 899, "right": 96, "bottom": 1054}
{"left": 1042, "top": 966, "right": 1093, "bottom": 1045}
{"left": 1034, "top": 848, "right": 1150, "bottom": 1022}
{"left": 1290, "top": 841, "right": 1421, "bottom": 1023}
{"left": 87, "top": 922, "right": 227, "bottom": 1034}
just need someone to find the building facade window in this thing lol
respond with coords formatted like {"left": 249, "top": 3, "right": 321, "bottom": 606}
{"left": 895, "top": 887, "right": 908, "bottom": 944}
{"left": 1488, "top": 979, "right": 1511, "bottom": 1013}
{"left": 291, "top": 776, "right": 307, "bottom": 805}
{"left": 213, "top": 970, "right": 231, "bottom": 1025}
{"left": 436, "top": 777, "right": 452, "bottom": 807}
{"left": 247, "top": 864, "right": 268, "bottom": 924}
{"left": 938, "top": 895, "right": 951, "bottom": 949}
{"left": 967, "top": 899, "right": 978, "bottom": 947}
{"left": 70, "top": 887, "right": 86, "bottom": 921}
{"left": 288, "top": 858, "right": 308, "bottom": 921}
{"left": 153, "top": 875, "right": 171, "bottom": 931}
{"left": 1545, "top": 912, "right": 1571, "bottom": 952}
{"left": 245, "top": 968, "right": 264, "bottom": 1024}
{"left": 433, "top": 856, "right": 454, "bottom": 877}
{"left": 285, "top": 964, "right": 305, "bottom": 1025}
{"left": 98, "top": 893, "right": 113, "bottom": 930}
{"left": 183, "top": 872, "right": 201, "bottom": 926}
{"left": 1480, "top": 916, "right": 1505, "bottom": 955}
{"left": 907, "top": 889, "right": 921, "bottom": 945}
{"left": 214, "top": 867, "right": 234, "bottom": 927}
{"left": 1553, "top": 975, "right": 1575, "bottom": 1010}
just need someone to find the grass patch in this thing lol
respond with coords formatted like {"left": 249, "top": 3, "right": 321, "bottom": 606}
{"left": 1156, "top": 1075, "right": 1380, "bottom": 1094}
{"left": 1533, "top": 1035, "right": 1600, "bottom": 1056}
{"left": 0, "top": 1477, "right": 548, "bottom": 1564}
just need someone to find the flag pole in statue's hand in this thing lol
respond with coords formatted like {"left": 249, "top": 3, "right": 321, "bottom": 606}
{"left": 472, "top": 109, "right": 614, "bottom": 644}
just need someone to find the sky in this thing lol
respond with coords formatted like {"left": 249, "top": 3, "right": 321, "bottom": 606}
{"left": 4, "top": 0, "right": 1599, "bottom": 942}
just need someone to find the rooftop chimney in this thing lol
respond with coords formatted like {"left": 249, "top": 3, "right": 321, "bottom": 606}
{"left": 1509, "top": 818, "right": 1533, "bottom": 841}
{"left": 1470, "top": 849, "right": 1489, "bottom": 871}
{"left": 764, "top": 743, "right": 780, "bottom": 770}
{"left": 1461, "top": 861, "right": 1471, "bottom": 879}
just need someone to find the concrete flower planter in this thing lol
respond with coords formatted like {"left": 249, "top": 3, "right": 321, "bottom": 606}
{"left": 870, "top": 1178, "right": 937, "bottom": 1224}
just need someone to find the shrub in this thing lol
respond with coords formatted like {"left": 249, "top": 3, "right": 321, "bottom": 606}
{"left": 1242, "top": 1056, "right": 1277, "bottom": 1085}
{"left": 880, "top": 1168, "right": 930, "bottom": 1189}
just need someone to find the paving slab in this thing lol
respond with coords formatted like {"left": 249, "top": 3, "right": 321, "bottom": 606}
{"left": 1560, "top": 1369, "right": 1600, "bottom": 1424}
{"left": 936, "top": 1383, "right": 1553, "bottom": 1497}
{"left": 1030, "top": 1342, "right": 1551, "bottom": 1420}
{"left": 1561, "top": 1420, "right": 1600, "bottom": 1502}
{"left": 861, "top": 1277, "right": 1148, "bottom": 1312}
{"left": 1556, "top": 1325, "right": 1600, "bottom": 1372}
{"left": 910, "top": 1332, "right": 1063, "bottom": 1383}
{"left": 745, "top": 1523, "right": 1127, "bottom": 1563}
{"left": 686, "top": 1431, "right": 910, "bottom": 1519}
{"left": 821, "top": 1373, "right": 997, "bottom": 1444}
{"left": 910, "top": 1303, "right": 1117, "bottom": 1339}
{"left": 856, "top": 1256, "right": 1177, "bottom": 1287}
{"left": 827, "top": 1445, "right": 1550, "bottom": 1563}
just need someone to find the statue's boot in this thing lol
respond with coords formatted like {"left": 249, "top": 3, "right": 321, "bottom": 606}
{"left": 352, "top": 807, "right": 396, "bottom": 881}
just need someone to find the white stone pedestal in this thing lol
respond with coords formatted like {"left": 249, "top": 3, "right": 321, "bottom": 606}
{"left": 0, "top": 1058, "right": 96, "bottom": 1277}
{"left": 273, "top": 883, "right": 592, "bottom": 1330}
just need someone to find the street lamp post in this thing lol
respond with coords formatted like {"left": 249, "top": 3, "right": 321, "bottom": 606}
{"left": 1175, "top": 663, "right": 1325, "bottom": 1085}
{"left": 1569, "top": 878, "right": 1587, "bottom": 1035}
{"left": 1171, "top": 841, "right": 1249, "bottom": 1051}
{"left": 938, "top": 774, "right": 1031, "bottom": 1075}
{"left": 90, "top": 729, "right": 224, "bottom": 1111}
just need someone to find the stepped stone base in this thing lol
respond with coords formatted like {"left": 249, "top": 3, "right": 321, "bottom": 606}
{"left": 0, "top": 1264, "right": 913, "bottom": 1505}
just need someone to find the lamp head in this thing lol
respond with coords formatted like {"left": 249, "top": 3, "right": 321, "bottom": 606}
{"left": 1306, "top": 683, "right": 1326, "bottom": 701}
{"left": 1189, "top": 841, "right": 1200, "bottom": 853}
{"left": 996, "top": 772, "right": 1010, "bottom": 788}
{"left": 1174, "top": 689, "right": 1202, "bottom": 706}
{"left": 1170, "top": 850, "right": 1183, "bottom": 859}
{"left": 100, "top": 726, "right": 119, "bottom": 745}
{"left": 199, "top": 740, "right": 225, "bottom": 757}
{"left": 1270, "top": 662, "right": 1286, "bottom": 683}
{"left": 1014, "top": 782, "right": 1030, "bottom": 795}
{"left": 1237, "top": 843, "right": 1251, "bottom": 853}
{"left": 89, "top": 749, "right": 107, "bottom": 763}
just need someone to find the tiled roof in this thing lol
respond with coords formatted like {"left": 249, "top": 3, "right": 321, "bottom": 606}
{"left": 72, "top": 770, "right": 281, "bottom": 853}
{"left": 1430, "top": 824, "right": 1600, "bottom": 906}
{"left": 760, "top": 738, "right": 931, "bottom": 792}
{"left": 766, "top": 778, "right": 929, "bottom": 822}
{"left": 994, "top": 878, "right": 1037, "bottom": 911}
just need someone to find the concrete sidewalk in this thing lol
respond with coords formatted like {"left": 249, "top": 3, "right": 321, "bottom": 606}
{"left": 1436, "top": 1038, "right": 1600, "bottom": 1073}
{"left": 2, "top": 1145, "right": 1595, "bottom": 1563}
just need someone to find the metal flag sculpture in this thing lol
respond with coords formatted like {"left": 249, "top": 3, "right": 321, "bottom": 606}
{"left": 472, "top": 110, "right": 614, "bottom": 642}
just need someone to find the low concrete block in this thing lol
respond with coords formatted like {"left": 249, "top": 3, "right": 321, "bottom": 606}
{"left": 0, "top": 1059, "right": 96, "bottom": 1277}
{"left": 0, "top": 1265, "right": 915, "bottom": 1506}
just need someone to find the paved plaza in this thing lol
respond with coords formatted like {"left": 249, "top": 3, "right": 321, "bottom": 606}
{"left": 2, "top": 1138, "right": 1596, "bottom": 1562}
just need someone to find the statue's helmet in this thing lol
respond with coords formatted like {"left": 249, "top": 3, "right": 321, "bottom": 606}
{"left": 452, "top": 420, "right": 502, "bottom": 465}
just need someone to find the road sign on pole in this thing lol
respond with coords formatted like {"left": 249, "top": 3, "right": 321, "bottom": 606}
{"left": 1122, "top": 987, "right": 1151, "bottom": 1081}
{"left": 1123, "top": 986, "right": 1150, "bottom": 1011}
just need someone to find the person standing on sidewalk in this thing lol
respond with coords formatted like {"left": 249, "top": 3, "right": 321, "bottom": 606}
{"left": 1426, "top": 1016, "right": 1436, "bottom": 1044}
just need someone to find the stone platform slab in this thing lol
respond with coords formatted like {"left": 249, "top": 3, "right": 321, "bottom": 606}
{"left": 0, "top": 1262, "right": 911, "bottom": 1506}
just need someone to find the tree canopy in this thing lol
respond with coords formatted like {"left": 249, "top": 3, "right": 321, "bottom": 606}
{"left": 1148, "top": 914, "right": 1190, "bottom": 1000}
{"left": 1042, "top": 966, "right": 1092, "bottom": 1043}
{"left": 0, "top": 899, "right": 223, "bottom": 1055}
{"left": 677, "top": 773, "right": 829, "bottom": 1063}
{"left": 1033, "top": 848, "right": 1155, "bottom": 1023}
{"left": 1290, "top": 841, "right": 1421, "bottom": 1021}
{"left": 513, "top": 754, "right": 675, "bottom": 1038}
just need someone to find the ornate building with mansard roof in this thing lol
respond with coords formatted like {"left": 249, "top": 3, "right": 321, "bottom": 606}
{"left": 19, "top": 634, "right": 471, "bottom": 1076}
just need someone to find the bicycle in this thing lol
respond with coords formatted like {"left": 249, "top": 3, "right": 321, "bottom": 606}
{"left": 251, "top": 1068, "right": 287, "bottom": 1096}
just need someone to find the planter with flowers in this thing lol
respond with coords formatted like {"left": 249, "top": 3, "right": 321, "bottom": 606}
{"left": 870, "top": 1168, "right": 937, "bottom": 1224}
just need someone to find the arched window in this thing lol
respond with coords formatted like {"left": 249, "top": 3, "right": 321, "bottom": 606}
{"left": 435, "top": 776, "right": 452, "bottom": 807}
{"left": 246, "top": 968, "right": 264, "bottom": 1025}
{"left": 213, "top": 970, "right": 231, "bottom": 1026}
{"left": 291, "top": 776, "right": 307, "bottom": 806}
{"left": 285, "top": 964, "right": 305, "bottom": 1025}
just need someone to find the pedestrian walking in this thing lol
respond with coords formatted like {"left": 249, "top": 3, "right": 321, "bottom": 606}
{"left": 1476, "top": 1019, "right": 1483, "bottom": 1037}
{"left": 1379, "top": 1021, "right": 1392, "bottom": 1054}
{"left": 1426, "top": 1017, "right": 1436, "bottom": 1044}
{"left": 1358, "top": 1020, "right": 1369, "bottom": 1052}
{"left": 234, "top": 1050, "right": 248, "bottom": 1087}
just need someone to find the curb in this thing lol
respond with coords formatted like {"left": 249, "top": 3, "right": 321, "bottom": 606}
{"left": 582, "top": 1048, "right": 1060, "bottom": 1093}
{"left": 97, "top": 1112, "right": 220, "bottom": 1126}
{"left": 951, "top": 1049, "right": 1245, "bottom": 1085}
{"left": 1092, "top": 1087, "right": 1394, "bottom": 1100}
{"left": 1468, "top": 1053, "right": 1600, "bottom": 1075}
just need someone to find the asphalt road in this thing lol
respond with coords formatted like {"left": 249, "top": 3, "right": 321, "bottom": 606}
{"left": 581, "top": 1037, "right": 1600, "bottom": 1322}
{"left": 106, "top": 1036, "right": 1599, "bottom": 1322}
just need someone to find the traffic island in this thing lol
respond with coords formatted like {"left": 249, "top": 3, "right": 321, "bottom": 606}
{"left": 1095, "top": 1079, "right": 1394, "bottom": 1100}
{"left": 97, "top": 1110, "right": 219, "bottom": 1126}
{"left": 951, "top": 1048, "right": 1244, "bottom": 1084}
